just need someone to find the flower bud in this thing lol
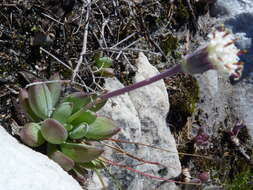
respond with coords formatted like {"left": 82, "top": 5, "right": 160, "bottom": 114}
{"left": 197, "top": 171, "right": 210, "bottom": 183}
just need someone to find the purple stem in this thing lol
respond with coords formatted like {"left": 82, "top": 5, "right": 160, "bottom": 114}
{"left": 101, "top": 64, "right": 183, "bottom": 100}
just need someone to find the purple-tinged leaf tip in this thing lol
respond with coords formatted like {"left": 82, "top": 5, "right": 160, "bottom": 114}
{"left": 20, "top": 123, "right": 45, "bottom": 147}
{"left": 50, "top": 151, "right": 75, "bottom": 171}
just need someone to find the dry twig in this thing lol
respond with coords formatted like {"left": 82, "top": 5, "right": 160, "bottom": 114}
{"left": 72, "top": 0, "right": 91, "bottom": 81}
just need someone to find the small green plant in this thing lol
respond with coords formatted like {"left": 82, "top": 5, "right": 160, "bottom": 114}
{"left": 93, "top": 56, "right": 115, "bottom": 77}
{"left": 225, "top": 169, "right": 253, "bottom": 190}
{"left": 19, "top": 73, "right": 120, "bottom": 172}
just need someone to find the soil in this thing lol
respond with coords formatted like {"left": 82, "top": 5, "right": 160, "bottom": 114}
{"left": 0, "top": 0, "right": 252, "bottom": 189}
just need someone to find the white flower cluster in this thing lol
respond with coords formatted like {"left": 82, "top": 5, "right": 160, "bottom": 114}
{"left": 183, "top": 26, "right": 245, "bottom": 80}
{"left": 207, "top": 26, "right": 244, "bottom": 79}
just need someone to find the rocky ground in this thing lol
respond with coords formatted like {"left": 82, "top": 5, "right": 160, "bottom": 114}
{"left": 0, "top": 0, "right": 252, "bottom": 190}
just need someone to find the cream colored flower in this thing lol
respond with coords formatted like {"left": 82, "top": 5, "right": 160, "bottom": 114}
{"left": 182, "top": 26, "right": 245, "bottom": 80}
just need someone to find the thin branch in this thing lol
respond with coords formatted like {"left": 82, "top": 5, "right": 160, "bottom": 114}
{"left": 101, "top": 19, "right": 109, "bottom": 48}
{"left": 41, "top": 13, "right": 64, "bottom": 25}
{"left": 72, "top": 0, "right": 91, "bottom": 81}
{"left": 110, "top": 32, "right": 136, "bottom": 48}
{"left": 115, "top": 38, "right": 142, "bottom": 60}
{"left": 40, "top": 47, "right": 96, "bottom": 93}
{"left": 72, "top": 6, "right": 86, "bottom": 35}
{"left": 40, "top": 47, "right": 72, "bottom": 70}
{"left": 103, "top": 157, "right": 200, "bottom": 185}
{"left": 107, "top": 138, "right": 212, "bottom": 159}
{"left": 25, "top": 80, "right": 70, "bottom": 88}
{"left": 24, "top": 79, "right": 95, "bottom": 91}
{"left": 82, "top": 48, "right": 162, "bottom": 56}
{"left": 101, "top": 142, "right": 170, "bottom": 169}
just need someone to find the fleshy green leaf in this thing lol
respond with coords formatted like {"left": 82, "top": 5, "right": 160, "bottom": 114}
{"left": 19, "top": 123, "right": 45, "bottom": 147}
{"left": 28, "top": 84, "right": 53, "bottom": 119}
{"left": 63, "top": 92, "right": 94, "bottom": 114}
{"left": 95, "top": 57, "right": 113, "bottom": 69}
{"left": 52, "top": 102, "right": 73, "bottom": 124}
{"left": 19, "top": 89, "right": 41, "bottom": 122}
{"left": 67, "top": 109, "right": 96, "bottom": 126}
{"left": 63, "top": 92, "right": 107, "bottom": 113}
{"left": 60, "top": 143, "right": 104, "bottom": 163}
{"left": 69, "top": 123, "right": 88, "bottom": 140}
{"left": 47, "top": 144, "right": 74, "bottom": 171}
{"left": 50, "top": 151, "right": 75, "bottom": 171}
{"left": 84, "top": 117, "right": 120, "bottom": 140}
{"left": 47, "top": 73, "right": 62, "bottom": 107}
{"left": 63, "top": 123, "right": 74, "bottom": 131}
{"left": 41, "top": 119, "right": 68, "bottom": 144}
{"left": 78, "top": 159, "right": 105, "bottom": 169}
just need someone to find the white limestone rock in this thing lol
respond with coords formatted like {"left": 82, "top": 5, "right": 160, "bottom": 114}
{"left": 96, "top": 53, "right": 181, "bottom": 190}
{"left": 0, "top": 126, "right": 82, "bottom": 190}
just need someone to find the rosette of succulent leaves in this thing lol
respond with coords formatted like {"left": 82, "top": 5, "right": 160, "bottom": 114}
{"left": 19, "top": 73, "right": 120, "bottom": 173}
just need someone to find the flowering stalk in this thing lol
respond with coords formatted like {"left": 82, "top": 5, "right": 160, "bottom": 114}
{"left": 100, "top": 26, "right": 245, "bottom": 100}
{"left": 101, "top": 64, "right": 182, "bottom": 99}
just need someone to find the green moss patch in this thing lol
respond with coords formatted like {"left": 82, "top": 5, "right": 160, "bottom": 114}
{"left": 160, "top": 34, "right": 178, "bottom": 55}
{"left": 166, "top": 74, "right": 199, "bottom": 132}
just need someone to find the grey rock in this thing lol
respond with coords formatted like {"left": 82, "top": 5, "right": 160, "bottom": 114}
{"left": 0, "top": 126, "right": 82, "bottom": 190}
{"left": 203, "top": 185, "right": 223, "bottom": 190}
{"left": 95, "top": 53, "right": 181, "bottom": 190}
{"left": 194, "top": 70, "right": 234, "bottom": 137}
{"left": 211, "top": 0, "right": 253, "bottom": 141}
{"left": 232, "top": 82, "right": 253, "bottom": 138}
{"left": 210, "top": 0, "right": 253, "bottom": 17}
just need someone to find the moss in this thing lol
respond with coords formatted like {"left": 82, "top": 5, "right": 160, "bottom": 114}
{"left": 225, "top": 167, "right": 253, "bottom": 190}
{"left": 167, "top": 74, "right": 199, "bottom": 132}
{"left": 174, "top": 0, "right": 190, "bottom": 25}
{"left": 0, "top": 64, "right": 11, "bottom": 78}
{"left": 160, "top": 34, "right": 178, "bottom": 55}
{"left": 172, "top": 51, "right": 182, "bottom": 59}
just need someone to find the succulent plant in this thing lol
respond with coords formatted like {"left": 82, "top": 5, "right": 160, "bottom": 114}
{"left": 19, "top": 73, "right": 120, "bottom": 172}
{"left": 93, "top": 56, "right": 115, "bottom": 77}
